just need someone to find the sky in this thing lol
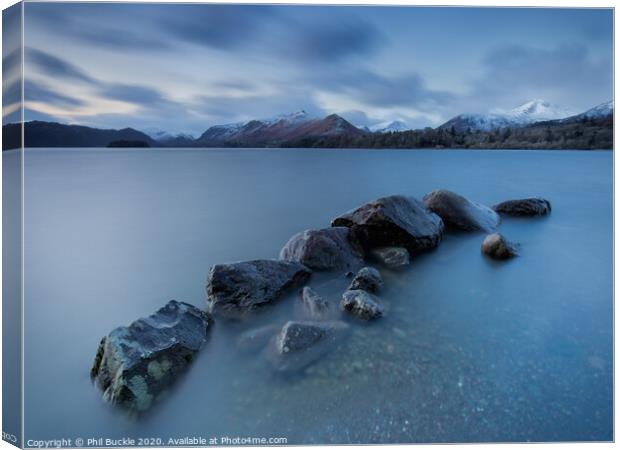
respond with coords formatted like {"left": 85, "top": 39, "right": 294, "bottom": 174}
{"left": 3, "top": 3, "right": 614, "bottom": 135}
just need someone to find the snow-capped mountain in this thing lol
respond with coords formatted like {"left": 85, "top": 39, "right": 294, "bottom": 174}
{"left": 142, "top": 127, "right": 195, "bottom": 143}
{"left": 561, "top": 100, "right": 614, "bottom": 122}
{"left": 370, "top": 120, "right": 410, "bottom": 133}
{"left": 196, "top": 111, "right": 362, "bottom": 146}
{"left": 439, "top": 99, "right": 578, "bottom": 133}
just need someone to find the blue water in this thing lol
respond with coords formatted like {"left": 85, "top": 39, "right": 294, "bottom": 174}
{"left": 21, "top": 148, "right": 612, "bottom": 444}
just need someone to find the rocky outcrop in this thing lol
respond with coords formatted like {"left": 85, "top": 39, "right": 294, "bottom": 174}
{"left": 348, "top": 267, "right": 383, "bottom": 293}
{"left": 341, "top": 290, "right": 384, "bottom": 320}
{"left": 267, "top": 320, "right": 349, "bottom": 372}
{"left": 422, "top": 189, "right": 500, "bottom": 232}
{"left": 493, "top": 197, "right": 552, "bottom": 216}
{"left": 90, "top": 300, "right": 210, "bottom": 412}
{"left": 481, "top": 233, "right": 518, "bottom": 260}
{"left": 331, "top": 195, "right": 444, "bottom": 253}
{"left": 370, "top": 247, "right": 410, "bottom": 269}
{"left": 207, "top": 260, "right": 311, "bottom": 318}
{"left": 279, "top": 227, "right": 364, "bottom": 271}
{"left": 300, "top": 286, "right": 329, "bottom": 319}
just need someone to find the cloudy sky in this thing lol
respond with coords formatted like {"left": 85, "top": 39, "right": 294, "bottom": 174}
{"left": 5, "top": 3, "right": 614, "bottom": 135}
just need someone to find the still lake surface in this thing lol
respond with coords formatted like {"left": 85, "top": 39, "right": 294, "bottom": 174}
{"left": 22, "top": 148, "right": 612, "bottom": 444}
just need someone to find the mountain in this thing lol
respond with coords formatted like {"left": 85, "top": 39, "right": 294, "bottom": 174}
{"left": 371, "top": 120, "right": 410, "bottom": 133}
{"left": 4, "top": 121, "right": 157, "bottom": 149}
{"left": 558, "top": 100, "right": 614, "bottom": 123}
{"left": 196, "top": 111, "right": 363, "bottom": 147}
{"left": 143, "top": 127, "right": 195, "bottom": 144}
{"left": 439, "top": 99, "right": 577, "bottom": 133}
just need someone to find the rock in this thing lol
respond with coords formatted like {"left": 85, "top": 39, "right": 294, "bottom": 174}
{"left": 207, "top": 260, "right": 311, "bottom": 318}
{"left": 493, "top": 197, "right": 552, "bottom": 216}
{"left": 481, "top": 233, "right": 518, "bottom": 260}
{"left": 279, "top": 227, "right": 364, "bottom": 271}
{"left": 90, "top": 300, "right": 210, "bottom": 412}
{"left": 348, "top": 267, "right": 383, "bottom": 293}
{"left": 423, "top": 189, "right": 500, "bottom": 232}
{"left": 331, "top": 195, "right": 444, "bottom": 253}
{"left": 300, "top": 286, "right": 329, "bottom": 319}
{"left": 268, "top": 320, "right": 349, "bottom": 372}
{"left": 370, "top": 247, "right": 410, "bottom": 269}
{"left": 237, "top": 324, "right": 280, "bottom": 353}
{"left": 341, "top": 290, "right": 384, "bottom": 320}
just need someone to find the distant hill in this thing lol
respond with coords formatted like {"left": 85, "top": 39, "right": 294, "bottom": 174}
{"left": 3, "top": 121, "right": 157, "bottom": 150}
{"left": 439, "top": 99, "right": 577, "bottom": 133}
{"left": 2, "top": 100, "right": 613, "bottom": 150}
{"left": 195, "top": 111, "right": 363, "bottom": 147}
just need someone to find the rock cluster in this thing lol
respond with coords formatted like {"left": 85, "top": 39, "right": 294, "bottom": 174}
{"left": 91, "top": 189, "right": 550, "bottom": 411}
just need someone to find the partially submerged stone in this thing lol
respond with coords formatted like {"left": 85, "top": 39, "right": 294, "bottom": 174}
{"left": 423, "top": 189, "right": 500, "bottom": 232}
{"left": 493, "top": 197, "right": 552, "bottom": 217}
{"left": 236, "top": 324, "right": 280, "bottom": 353}
{"left": 332, "top": 195, "right": 443, "bottom": 253}
{"left": 279, "top": 227, "right": 364, "bottom": 271}
{"left": 341, "top": 290, "right": 384, "bottom": 320}
{"left": 91, "top": 300, "right": 210, "bottom": 412}
{"left": 481, "top": 233, "right": 518, "bottom": 260}
{"left": 207, "top": 259, "right": 311, "bottom": 318}
{"left": 370, "top": 247, "right": 410, "bottom": 269}
{"left": 267, "top": 320, "right": 349, "bottom": 372}
{"left": 300, "top": 286, "right": 329, "bottom": 319}
{"left": 348, "top": 267, "right": 383, "bottom": 293}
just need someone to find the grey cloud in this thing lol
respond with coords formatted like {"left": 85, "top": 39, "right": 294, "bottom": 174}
{"left": 25, "top": 79, "right": 86, "bottom": 107}
{"left": 26, "top": 47, "right": 96, "bottom": 84}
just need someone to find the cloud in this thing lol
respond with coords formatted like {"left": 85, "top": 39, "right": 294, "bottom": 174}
{"left": 25, "top": 80, "right": 86, "bottom": 107}
{"left": 164, "top": 5, "right": 271, "bottom": 50}
{"left": 283, "top": 18, "right": 385, "bottom": 63}
{"left": 469, "top": 43, "right": 612, "bottom": 111}
{"left": 99, "top": 83, "right": 167, "bottom": 106}
{"left": 26, "top": 47, "right": 96, "bottom": 84}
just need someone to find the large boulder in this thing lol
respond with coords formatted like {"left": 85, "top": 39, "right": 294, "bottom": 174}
{"left": 423, "top": 189, "right": 500, "bottom": 232}
{"left": 279, "top": 227, "right": 364, "bottom": 271}
{"left": 493, "top": 197, "right": 552, "bottom": 217}
{"left": 207, "top": 260, "right": 311, "bottom": 318}
{"left": 348, "top": 267, "right": 383, "bottom": 293}
{"left": 331, "top": 195, "right": 444, "bottom": 253}
{"left": 481, "top": 233, "right": 518, "bottom": 260}
{"left": 267, "top": 320, "right": 349, "bottom": 372}
{"left": 90, "top": 300, "right": 210, "bottom": 412}
{"left": 370, "top": 246, "right": 410, "bottom": 269}
{"left": 300, "top": 286, "right": 329, "bottom": 319}
{"left": 341, "top": 290, "right": 384, "bottom": 320}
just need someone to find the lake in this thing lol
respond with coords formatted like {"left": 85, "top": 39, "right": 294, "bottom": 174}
{"left": 21, "top": 148, "right": 612, "bottom": 444}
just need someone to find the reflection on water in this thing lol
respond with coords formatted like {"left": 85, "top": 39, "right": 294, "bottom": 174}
{"left": 23, "top": 149, "right": 612, "bottom": 443}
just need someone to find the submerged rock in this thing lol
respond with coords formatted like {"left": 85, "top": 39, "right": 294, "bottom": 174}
{"left": 300, "top": 286, "right": 329, "bottom": 319}
{"left": 341, "top": 290, "right": 384, "bottom": 320}
{"left": 279, "top": 227, "right": 364, "bottom": 271}
{"left": 331, "top": 195, "right": 444, "bottom": 253}
{"left": 348, "top": 267, "right": 383, "bottom": 293}
{"left": 493, "top": 197, "right": 552, "bottom": 216}
{"left": 268, "top": 320, "right": 349, "bottom": 372}
{"left": 90, "top": 300, "right": 210, "bottom": 412}
{"left": 237, "top": 324, "right": 280, "bottom": 353}
{"left": 207, "top": 260, "right": 311, "bottom": 318}
{"left": 422, "top": 189, "right": 500, "bottom": 232}
{"left": 370, "top": 247, "right": 410, "bottom": 269}
{"left": 481, "top": 233, "right": 518, "bottom": 260}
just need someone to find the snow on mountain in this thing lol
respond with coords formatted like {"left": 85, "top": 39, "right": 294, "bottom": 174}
{"left": 142, "top": 127, "right": 195, "bottom": 142}
{"left": 440, "top": 99, "right": 578, "bottom": 133}
{"left": 370, "top": 120, "right": 410, "bottom": 133}
{"left": 573, "top": 100, "right": 613, "bottom": 119}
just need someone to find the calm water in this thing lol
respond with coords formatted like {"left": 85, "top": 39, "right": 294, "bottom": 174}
{"left": 22, "top": 148, "right": 612, "bottom": 444}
